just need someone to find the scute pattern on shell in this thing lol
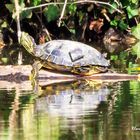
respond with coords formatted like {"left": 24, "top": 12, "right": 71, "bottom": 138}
{"left": 35, "top": 40, "right": 109, "bottom": 67}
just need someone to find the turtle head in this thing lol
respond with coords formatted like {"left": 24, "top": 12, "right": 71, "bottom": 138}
{"left": 20, "top": 32, "right": 36, "bottom": 55}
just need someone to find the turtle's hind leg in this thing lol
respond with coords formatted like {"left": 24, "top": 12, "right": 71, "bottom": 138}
{"left": 73, "top": 66, "right": 108, "bottom": 76}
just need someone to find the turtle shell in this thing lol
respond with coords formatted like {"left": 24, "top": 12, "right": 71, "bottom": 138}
{"left": 35, "top": 40, "right": 109, "bottom": 74}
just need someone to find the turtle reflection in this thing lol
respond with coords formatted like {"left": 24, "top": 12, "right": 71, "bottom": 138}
{"left": 35, "top": 80, "right": 110, "bottom": 116}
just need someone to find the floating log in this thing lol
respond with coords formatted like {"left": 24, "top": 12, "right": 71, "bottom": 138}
{"left": 0, "top": 65, "right": 139, "bottom": 83}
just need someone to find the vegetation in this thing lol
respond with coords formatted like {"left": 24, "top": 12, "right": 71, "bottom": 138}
{"left": 0, "top": 0, "right": 140, "bottom": 67}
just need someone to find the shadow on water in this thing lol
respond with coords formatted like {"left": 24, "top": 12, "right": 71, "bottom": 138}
{"left": 0, "top": 79, "right": 140, "bottom": 140}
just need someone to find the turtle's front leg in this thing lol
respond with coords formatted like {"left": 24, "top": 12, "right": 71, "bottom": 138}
{"left": 31, "top": 60, "right": 42, "bottom": 79}
{"left": 30, "top": 61, "right": 42, "bottom": 94}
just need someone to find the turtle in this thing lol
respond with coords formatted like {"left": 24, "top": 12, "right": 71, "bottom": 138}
{"left": 20, "top": 32, "right": 109, "bottom": 78}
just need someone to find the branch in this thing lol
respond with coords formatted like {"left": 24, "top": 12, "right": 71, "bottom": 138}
{"left": 23, "top": 2, "right": 64, "bottom": 11}
{"left": 74, "top": 0, "right": 122, "bottom": 14}
{"left": 22, "top": 0, "right": 122, "bottom": 14}
{"left": 35, "top": 13, "right": 52, "bottom": 40}
{"left": 58, "top": 0, "right": 68, "bottom": 27}
{"left": 14, "top": 0, "right": 21, "bottom": 43}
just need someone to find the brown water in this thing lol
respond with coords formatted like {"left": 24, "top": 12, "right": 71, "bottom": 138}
{"left": 0, "top": 79, "right": 140, "bottom": 140}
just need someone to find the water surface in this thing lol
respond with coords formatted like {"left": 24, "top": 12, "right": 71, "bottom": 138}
{"left": 0, "top": 79, "right": 140, "bottom": 140}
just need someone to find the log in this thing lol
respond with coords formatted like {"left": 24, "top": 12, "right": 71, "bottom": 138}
{"left": 0, "top": 65, "right": 139, "bottom": 90}
{"left": 0, "top": 65, "right": 139, "bottom": 83}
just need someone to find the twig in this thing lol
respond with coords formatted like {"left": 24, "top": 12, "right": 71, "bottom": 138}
{"left": 14, "top": 0, "right": 21, "bottom": 43}
{"left": 58, "top": 0, "right": 68, "bottom": 27}
{"left": 134, "top": 17, "right": 138, "bottom": 25}
{"left": 23, "top": 2, "right": 64, "bottom": 11}
{"left": 14, "top": 0, "right": 23, "bottom": 65}
{"left": 75, "top": 0, "right": 122, "bottom": 13}
{"left": 35, "top": 12, "right": 52, "bottom": 40}
{"left": 22, "top": 0, "right": 122, "bottom": 14}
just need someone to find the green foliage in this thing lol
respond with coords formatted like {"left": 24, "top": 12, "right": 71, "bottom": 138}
{"left": 111, "top": 52, "right": 129, "bottom": 61}
{"left": 128, "top": 63, "right": 140, "bottom": 74}
{"left": 1, "top": 21, "right": 8, "bottom": 28}
{"left": 126, "top": 6, "right": 139, "bottom": 19}
{"left": 31, "top": 0, "right": 41, "bottom": 6}
{"left": 5, "top": 4, "right": 15, "bottom": 13}
{"left": 6, "top": 2, "right": 32, "bottom": 20}
{"left": 132, "top": 24, "right": 140, "bottom": 58}
{"left": 5, "top": 0, "right": 139, "bottom": 29}
{"left": 111, "top": 19, "right": 128, "bottom": 30}
{"left": 68, "top": 4, "right": 77, "bottom": 15}
{"left": 132, "top": 24, "right": 140, "bottom": 39}
{"left": 132, "top": 0, "right": 139, "bottom": 4}
{"left": 43, "top": 5, "right": 59, "bottom": 22}
{"left": 1, "top": 58, "right": 9, "bottom": 64}
{"left": 20, "top": 10, "right": 32, "bottom": 20}
{"left": 120, "top": 0, "right": 138, "bottom": 6}
{"left": 118, "top": 20, "right": 128, "bottom": 30}
{"left": 110, "top": 20, "right": 118, "bottom": 26}
{"left": 110, "top": 55, "right": 118, "bottom": 61}
{"left": 109, "top": 0, "right": 139, "bottom": 30}
{"left": 132, "top": 42, "right": 140, "bottom": 58}
{"left": 19, "top": 2, "right": 32, "bottom": 19}
{"left": 108, "top": 1, "right": 118, "bottom": 14}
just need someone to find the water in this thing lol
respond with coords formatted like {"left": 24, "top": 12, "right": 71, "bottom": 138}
{"left": 0, "top": 79, "right": 140, "bottom": 140}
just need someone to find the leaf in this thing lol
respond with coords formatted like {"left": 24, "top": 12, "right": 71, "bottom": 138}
{"left": 20, "top": 10, "right": 32, "bottom": 19}
{"left": 20, "top": 2, "right": 32, "bottom": 19}
{"left": 1, "top": 58, "right": 8, "bottom": 64}
{"left": 68, "top": 4, "right": 77, "bottom": 14}
{"left": 118, "top": 20, "right": 128, "bottom": 30}
{"left": 110, "top": 55, "right": 118, "bottom": 61}
{"left": 131, "top": 0, "right": 138, "bottom": 4}
{"left": 132, "top": 41, "right": 140, "bottom": 58}
{"left": 32, "top": 0, "right": 41, "bottom": 6}
{"left": 108, "top": 2, "right": 118, "bottom": 14}
{"left": 132, "top": 24, "right": 140, "bottom": 39}
{"left": 43, "top": 5, "right": 59, "bottom": 22}
{"left": 1, "top": 21, "right": 8, "bottom": 28}
{"left": 126, "top": 6, "right": 138, "bottom": 19}
{"left": 10, "top": 2, "right": 32, "bottom": 20}
{"left": 110, "top": 20, "right": 118, "bottom": 26}
{"left": 5, "top": 4, "right": 14, "bottom": 13}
